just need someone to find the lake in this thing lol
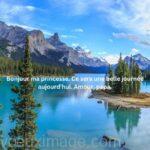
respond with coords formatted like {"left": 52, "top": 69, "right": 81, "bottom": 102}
{"left": 0, "top": 74, "right": 150, "bottom": 150}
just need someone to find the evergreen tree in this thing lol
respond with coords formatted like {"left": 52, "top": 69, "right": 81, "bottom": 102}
{"left": 113, "top": 53, "right": 124, "bottom": 94}
{"left": 105, "top": 65, "right": 114, "bottom": 90}
{"left": 0, "top": 57, "right": 73, "bottom": 76}
{"left": 106, "top": 53, "right": 142, "bottom": 96}
{"left": 129, "top": 56, "right": 133, "bottom": 95}
{"left": 122, "top": 62, "right": 130, "bottom": 95}
{"left": 9, "top": 37, "right": 40, "bottom": 150}
{"left": 132, "top": 63, "right": 142, "bottom": 95}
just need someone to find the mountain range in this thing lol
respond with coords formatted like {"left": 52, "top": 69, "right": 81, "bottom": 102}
{"left": 0, "top": 21, "right": 149, "bottom": 73}
{"left": 124, "top": 54, "right": 150, "bottom": 70}
{"left": 0, "top": 21, "right": 109, "bottom": 73}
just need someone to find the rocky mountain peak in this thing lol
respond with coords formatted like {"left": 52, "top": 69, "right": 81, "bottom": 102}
{"left": 53, "top": 33, "right": 60, "bottom": 41}
{"left": 134, "top": 53, "right": 142, "bottom": 57}
{"left": 75, "top": 46, "right": 84, "bottom": 52}
{"left": 0, "top": 23, "right": 27, "bottom": 48}
{"left": 29, "top": 30, "right": 43, "bottom": 36}
{"left": 0, "top": 21, "right": 6, "bottom": 27}
{"left": 47, "top": 33, "right": 66, "bottom": 47}
{"left": 133, "top": 53, "right": 148, "bottom": 61}
{"left": 28, "top": 30, "right": 55, "bottom": 54}
{"left": 124, "top": 54, "right": 150, "bottom": 70}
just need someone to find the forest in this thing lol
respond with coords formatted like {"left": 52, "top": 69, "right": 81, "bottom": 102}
{"left": 0, "top": 57, "right": 74, "bottom": 76}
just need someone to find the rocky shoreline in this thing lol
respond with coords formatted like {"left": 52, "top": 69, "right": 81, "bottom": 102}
{"left": 91, "top": 90, "right": 150, "bottom": 108}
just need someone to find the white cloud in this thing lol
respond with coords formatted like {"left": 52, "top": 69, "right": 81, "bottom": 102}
{"left": 84, "top": 48, "right": 91, "bottom": 53}
{"left": 53, "top": 0, "right": 150, "bottom": 46}
{"left": 113, "top": 33, "right": 139, "bottom": 41}
{"left": 98, "top": 51, "right": 127, "bottom": 64}
{"left": 61, "top": 34, "right": 76, "bottom": 39}
{"left": 103, "top": 55, "right": 120, "bottom": 64}
{"left": 100, "top": 48, "right": 140, "bottom": 64}
{"left": 103, "top": 0, "right": 150, "bottom": 35}
{"left": 103, "top": 54, "right": 126, "bottom": 64}
{"left": 98, "top": 51, "right": 107, "bottom": 55}
{"left": 0, "top": 0, "right": 36, "bottom": 23}
{"left": 113, "top": 32, "right": 150, "bottom": 46}
{"left": 9, "top": 23, "right": 36, "bottom": 30}
{"left": 72, "top": 43, "right": 80, "bottom": 47}
{"left": 130, "top": 48, "right": 139, "bottom": 55}
{"left": 53, "top": 0, "right": 92, "bottom": 15}
{"left": 81, "top": 45, "right": 91, "bottom": 53}
{"left": 73, "top": 28, "right": 84, "bottom": 33}
{"left": 42, "top": 30, "right": 53, "bottom": 36}
{"left": 25, "top": 6, "right": 36, "bottom": 11}
{"left": 8, "top": 23, "right": 52, "bottom": 37}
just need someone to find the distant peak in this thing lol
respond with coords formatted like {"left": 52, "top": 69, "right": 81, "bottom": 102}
{"left": 0, "top": 21, "right": 6, "bottom": 26}
{"left": 75, "top": 46, "right": 84, "bottom": 51}
{"left": 47, "top": 33, "right": 65, "bottom": 47}
{"left": 30, "top": 30, "right": 43, "bottom": 34}
{"left": 52, "top": 33, "right": 60, "bottom": 41}
{"left": 133, "top": 53, "right": 142, "bottom": 57}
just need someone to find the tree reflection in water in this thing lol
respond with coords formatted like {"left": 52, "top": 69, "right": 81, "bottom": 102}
{"left": 106, "top": 103, "right": 141, "bottom": 136}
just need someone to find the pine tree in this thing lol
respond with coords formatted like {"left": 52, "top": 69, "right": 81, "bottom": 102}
{"left": 106, "top": 65, "right": 114, "bottom": 89}
{"left": 9, "top": 37, "right": 40, "bottom": 150}
{"left": 132, "top": 63, "right": 142, "bottom": 95}
{"left": 122, "top": 62, "right": 130, "bottom": 95}
{"left": 129, "top": 56, "right": 133, "bottom": 95}
{"left": 105, "top": 53, "right": 142, "bottom": 96}
{"left": 113, "top": 53, "right": 124, "bottom": 94}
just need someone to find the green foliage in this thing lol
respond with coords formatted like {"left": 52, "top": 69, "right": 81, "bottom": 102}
{"left": 32, "top": 63, "right": 74, "bottom": 76}
{"left": 105, "top": 65, "right": 113, "bottom": 89}
{"left": 106, "top": 53, "right": 142, "bottom": 96}
{"left": 8, "top": 37, "right": 40, "bottom": 150}
{"left": 113, "top": 54, "right": 124, "bottom": 94}
{"left": 0, "top": 57, "right": 74, "bottom": 76}
{"left": 122, "top": 62, "right": 130, "bottom": 95}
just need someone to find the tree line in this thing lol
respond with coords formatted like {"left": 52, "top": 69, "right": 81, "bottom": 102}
{"left": 105, "top": 54, "right": 142, "bottom": 96}
{"left": 0, "top": 57, "right": 74, "bottom": 76}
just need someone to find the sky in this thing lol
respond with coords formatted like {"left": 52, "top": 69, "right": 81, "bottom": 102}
{"left": 0, "top": 0, "right": 150, "bottom": 64}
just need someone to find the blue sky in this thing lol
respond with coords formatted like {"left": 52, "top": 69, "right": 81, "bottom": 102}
{"left": 0, "top": 0, "right": 150, "bottom": 64}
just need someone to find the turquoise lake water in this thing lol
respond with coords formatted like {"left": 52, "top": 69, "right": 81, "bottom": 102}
{"left": 0, "top": 74, "right": 150, "bottom": 150}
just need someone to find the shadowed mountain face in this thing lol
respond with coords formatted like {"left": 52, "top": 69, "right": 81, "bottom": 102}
{"left": 0, "top": 21, "right": 109, "bottom": 73}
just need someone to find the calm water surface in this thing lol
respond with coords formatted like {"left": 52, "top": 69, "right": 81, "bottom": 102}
{"left": 0, "top": 74, "right": 150, "bottom": 150}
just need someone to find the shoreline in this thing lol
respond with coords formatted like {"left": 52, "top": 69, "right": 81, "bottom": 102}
{"left": 91, "top": 90, "right": 150, "bottom": 108}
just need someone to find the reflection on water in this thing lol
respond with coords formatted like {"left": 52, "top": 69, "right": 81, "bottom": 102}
{"left": 0, "top": 74, "right": 150, "bottom": 150}
{"left": 106, "top": 104, "right": 141, "bottom": 136}
{"left": 141, "top": 80, "right": 150, "bottom": 92}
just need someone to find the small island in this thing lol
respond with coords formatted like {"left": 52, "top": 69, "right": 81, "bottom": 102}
{"left": 92, "top": 54, "right": 150, "bottom": 109}
{"left": 92, "top": 90, "right": 150, "bottom": 108}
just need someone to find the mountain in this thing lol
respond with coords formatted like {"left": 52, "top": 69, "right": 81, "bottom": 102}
{"left": 124, "top": 54, "right": 150, "bottom": 70}
{"left": 0, "top": 21, "right": 109, "bottom": 73}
